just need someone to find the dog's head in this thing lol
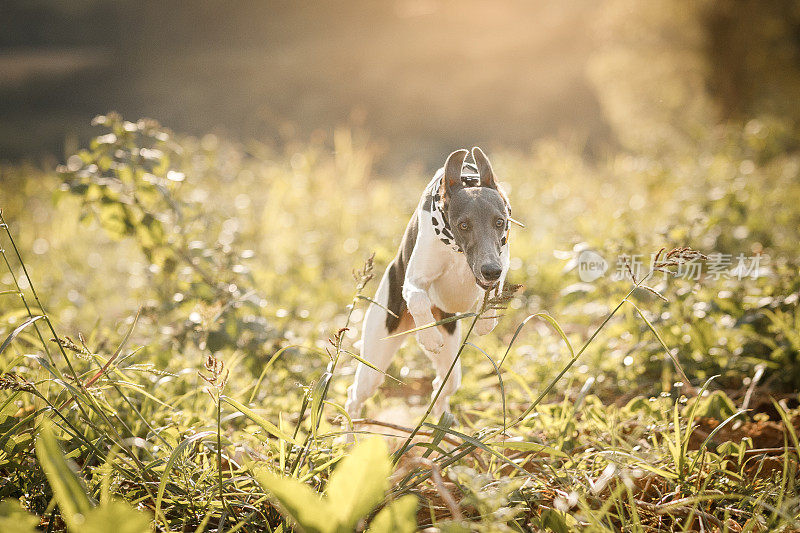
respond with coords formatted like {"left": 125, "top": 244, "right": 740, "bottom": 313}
{"left": 440, "top": 147, "right": 509, "bottom": 290}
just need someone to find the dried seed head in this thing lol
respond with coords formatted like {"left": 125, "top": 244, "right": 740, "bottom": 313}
{"left": 52, "top": 336, "right": 92, "bottom": 359}
{"left": 0, "top": 373, "right": 35, "bottom": 393}
{"left": 485, "top": 283, "right": 523, "bottom": 311}
{"left": 353, "top": 252, "right": 375, "bottom": 292}
{"left": 199, "top": 353, "right": 229, "bottom": 392}
{"left": 328, "top": 327, "right": 349, "bottom": 348}
{"left": 625, "top": 258, "right": 638, "bottom": 284}
{"left": 653, "top": 247, "right": 708, "bottom": 274}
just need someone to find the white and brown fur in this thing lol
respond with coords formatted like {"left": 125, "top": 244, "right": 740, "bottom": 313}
{"left": 345, "top": 147, "right": 511, "bottom": 423}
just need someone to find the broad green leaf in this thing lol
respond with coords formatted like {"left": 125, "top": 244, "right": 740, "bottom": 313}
{"left": 540, "top": 508, "right": 570, "bottom": 533}
{"left": 326, "top": 437, "right": 391, "bottom": 531}
{"left": 254, "top": 468, "right": 332, "bottom": 533}
{"left": 624, "top": 396, "right": 659, "bottom": 415}
{"left": 367, "top": 495, "right": 417, "bottom": 533}
{"left": 81, "top": 501, "right": 150, "bottom": 533}
{"left": 98, "top": 202, "right": 129, "bottom": 239}
{"left": 0, "top": 499, "right": 39, "bottom": 533}
{"left": 682, "top": 390, "right": 737, "bottom": 421}
{"left": 135, "top": 213, "right": 165, "bottom": 248}
{"left": 35, "top": 421, "right": 93, "bottom": 530}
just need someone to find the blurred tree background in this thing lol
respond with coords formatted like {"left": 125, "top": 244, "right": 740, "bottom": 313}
{"left": 591, "top": 0, "right": 800, "bottom": 155}
{"left": 2, "top": 0, "right": 798, "bottom": 167}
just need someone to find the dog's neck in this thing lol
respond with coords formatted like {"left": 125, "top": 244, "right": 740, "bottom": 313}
{"left": 429, "top": 175, "right": 463, "bottom": 253}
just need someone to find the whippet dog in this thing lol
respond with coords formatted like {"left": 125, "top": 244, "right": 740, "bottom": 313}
{"left": 346, "top": 147, "right": 512, "bottom": 421}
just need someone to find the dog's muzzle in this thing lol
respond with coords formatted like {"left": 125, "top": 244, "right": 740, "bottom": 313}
{"left": 476, "top": 277, "right": 500, "bottom": 290}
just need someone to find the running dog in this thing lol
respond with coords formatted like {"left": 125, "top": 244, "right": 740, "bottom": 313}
{"left": 345, "top": 147, "right": 512, "bottom": 421}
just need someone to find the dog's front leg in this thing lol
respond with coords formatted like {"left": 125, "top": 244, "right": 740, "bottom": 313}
{"left": 403, "top": 247, "right": 444, "bottom": 353}
{"left": 404, "top": 281, "right": 444, "bottom": 353}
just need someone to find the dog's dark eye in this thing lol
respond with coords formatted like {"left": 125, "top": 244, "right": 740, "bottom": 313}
{"left": 495, "top": 218, "right": 505, "bottom": 228}
{"left": 459, "top": 222, "right": 469, "bottom": 231}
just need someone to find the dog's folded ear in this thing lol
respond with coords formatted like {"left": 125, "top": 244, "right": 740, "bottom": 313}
{"left": 444, "top": 149, "right": 469, "bottom": 195}
{"left": 472, "top": 146, "right": 497, "bottom": 189}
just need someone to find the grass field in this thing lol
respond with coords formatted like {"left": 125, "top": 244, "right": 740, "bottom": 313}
{"left": 1, "top": 113, "right": 799, "bottom": 531}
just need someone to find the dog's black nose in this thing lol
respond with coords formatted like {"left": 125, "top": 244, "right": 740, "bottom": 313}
{"left": 481, "top": 264, "right": 502, "bottom": 281}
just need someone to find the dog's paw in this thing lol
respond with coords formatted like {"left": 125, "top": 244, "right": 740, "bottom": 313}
{"left": 417, "top": 328, "right": 444, "bottom": 353}
{"left": 475, "top": 317, "right": 498, "bottom": 336}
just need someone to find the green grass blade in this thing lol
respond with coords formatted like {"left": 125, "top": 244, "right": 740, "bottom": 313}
{"left": 421, "top": 412, "right": 453, "bottom": 460}
{"left": 381, "top": 313, "right": 477, "bottom": 340}
{"left": 466, "top": 341, "right": 507, "bottom": 432}
{"left": 221, "top": 396, "right": 299, "bottom": 445}
{"left": 771, "top": 399, "right": 800, "bottom": 461}
{"left": 341, "top": 348, "right": 403, "bottom": 384}
{"left": 420, "top": 422, "right": 530, "bottom": 475}
{"left": 155, "top": 430, "right": 215, "bottom": 523}
{"left": 0, "top": 315, "right": 44, "bottom": 356}
{"left": 356, "top": 295, "right": 398, "bottom": 318}
{"left": 309, "top": 371, "right": 332, "bottom": 438}
{"left": 487, "top": 440, "right": 570, "bottom": 459}
{"left": 625, "top": 299, "right": 691, "bottom": 387}
{"left": 247, "top": 344, "right": 325, "bottom": 404}
{"left": 498, "top": 312, "right": 573, "bottom": 368}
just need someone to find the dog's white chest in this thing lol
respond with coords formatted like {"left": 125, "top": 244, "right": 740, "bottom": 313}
{"left": 428, "top": 256, "right": 482, "bottom": 313}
